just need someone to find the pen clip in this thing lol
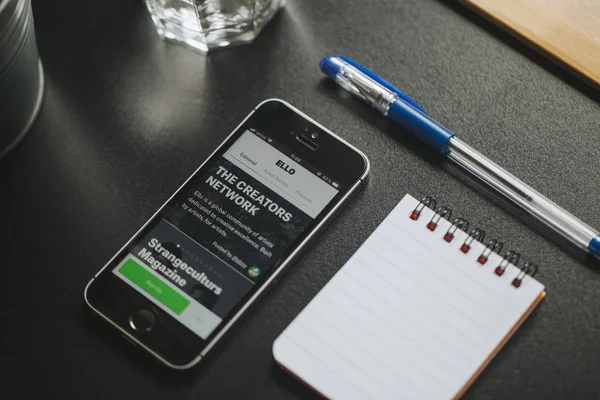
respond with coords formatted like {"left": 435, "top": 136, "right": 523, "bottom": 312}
{"left": 339, "top": 56, "right": 427, "bottom": 115}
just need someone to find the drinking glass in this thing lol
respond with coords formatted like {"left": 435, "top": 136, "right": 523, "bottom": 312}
{"left": 145, "top": 0, "right": 285, "bottom": 53}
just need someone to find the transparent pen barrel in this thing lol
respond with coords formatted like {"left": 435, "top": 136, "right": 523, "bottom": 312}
{"left": 447, "top": 137, "right": 598, "bottom": 250}
{"left": 334, "top": 64, "right": 397, "bottom": 115}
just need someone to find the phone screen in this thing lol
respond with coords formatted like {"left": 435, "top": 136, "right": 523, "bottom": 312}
{"left": 111, "top": 129, "right": 340, "bottom": 339}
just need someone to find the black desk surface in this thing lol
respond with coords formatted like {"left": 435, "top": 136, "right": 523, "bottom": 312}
{"left": 4, "top": 0, "right": 600, "bottom": 398}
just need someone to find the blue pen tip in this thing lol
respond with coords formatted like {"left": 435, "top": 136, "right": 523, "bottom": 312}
{"left": 589, "top": 236, "right": 600, "bottom": 260}
{"left": 319, "top": 56, "right": 342, "bottom": 79}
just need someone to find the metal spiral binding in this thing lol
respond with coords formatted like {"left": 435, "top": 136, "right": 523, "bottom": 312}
{"left": 512, "top": 262, "right": 538, "bottom": 288}
{"left": 444, "top": 218, "right": 469, "bottom": 243}
{"left": 478, "top": 239, "right": 503, "bottom": 265}
{"left": 427, "top": 206, "right": 452, "bottom": 231}
{"left": 410, "top": 196, "right": 436, "bottom": 221}
{"left": 495, "top": 250, "right": 520, "bottom": 277}
{"left": 461, "top": 228, "right": 485, "bottom": 254}
{"left": 409, "top": 196, "right": 540, "bottom": 289}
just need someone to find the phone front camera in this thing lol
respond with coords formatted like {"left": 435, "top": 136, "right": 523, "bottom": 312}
{"left": 310, "top": 132, "right": 318, "bottom": 139}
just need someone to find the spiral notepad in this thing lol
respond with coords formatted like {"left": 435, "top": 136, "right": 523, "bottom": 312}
{"left": 274, "top": 194, "right": 545, "bottom": 400}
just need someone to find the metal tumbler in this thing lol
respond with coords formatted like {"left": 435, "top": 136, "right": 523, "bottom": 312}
{"left": 0, "top": 0, "right": 44, "bottom": 159}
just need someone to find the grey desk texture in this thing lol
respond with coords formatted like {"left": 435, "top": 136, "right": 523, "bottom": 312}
{"left": 3, "top": 0, "right": 600, "bottom": 398}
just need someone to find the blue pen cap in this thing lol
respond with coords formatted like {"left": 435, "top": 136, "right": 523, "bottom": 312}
{"left": 319, "top": 56, "right": 343, "bottom": 79}
{"left": 320, "top": 56, "right": 427, "bottom": 115}
{"left": 319, "top": 55, "right": 454, "bottom": 154}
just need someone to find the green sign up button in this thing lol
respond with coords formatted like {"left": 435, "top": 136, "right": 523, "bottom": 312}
{"left": 119, "top": 259, "right": 190, "bottom": 315}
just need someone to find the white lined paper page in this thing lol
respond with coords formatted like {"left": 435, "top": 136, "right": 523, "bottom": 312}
{"left": 274, "top": 194, "right": 545, "bottom": 400}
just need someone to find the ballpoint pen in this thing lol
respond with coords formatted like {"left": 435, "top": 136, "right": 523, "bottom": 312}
{"left": 320, "top": 56, "right": 600, "bottom": 260}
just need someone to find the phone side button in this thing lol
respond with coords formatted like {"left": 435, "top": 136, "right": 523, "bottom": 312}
{"left": 129, "top": 308, "right": 156, "bottom": 332}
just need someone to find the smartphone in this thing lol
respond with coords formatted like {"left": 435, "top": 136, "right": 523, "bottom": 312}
{"left": 84, "top": 99, "right": 370, "bottom": 369}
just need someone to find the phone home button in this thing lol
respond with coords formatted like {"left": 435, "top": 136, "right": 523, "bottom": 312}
{"left": 129, "top": 308, "right": 156, "bottom": 332}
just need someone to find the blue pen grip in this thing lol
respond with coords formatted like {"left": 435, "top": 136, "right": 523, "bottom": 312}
{"left": 388, "top": 100, "right": 455, "bottom": 154}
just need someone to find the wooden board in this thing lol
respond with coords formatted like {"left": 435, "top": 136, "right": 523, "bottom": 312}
{"left": 460, "top": 0, "right": 600, "bottom": 87}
